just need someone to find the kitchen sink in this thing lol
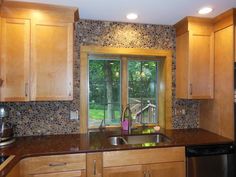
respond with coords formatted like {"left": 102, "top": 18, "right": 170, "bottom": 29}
{"left": 108, "top": 133, "right": 171, "bottom": 146}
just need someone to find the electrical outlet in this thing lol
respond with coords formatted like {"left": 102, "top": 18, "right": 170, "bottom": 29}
{"left": 70, "top": 110, "right": 79, "bottom": 120}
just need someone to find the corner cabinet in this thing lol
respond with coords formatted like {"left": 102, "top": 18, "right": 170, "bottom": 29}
{"left": 0, "top": 2, "right": 78, "bottom": 102}
{"left": 175, "top": 17, "right": 214, "bottom": 99}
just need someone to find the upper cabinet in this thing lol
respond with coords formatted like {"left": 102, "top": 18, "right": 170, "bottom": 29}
{"left": 0, "top": 2, "right": 78, "bottom": 102}
{"left": 0, "top": 18, "right": 30, "bottom": 101}
{"left": 175, "top": 17, "right": 214, "bottom": 99}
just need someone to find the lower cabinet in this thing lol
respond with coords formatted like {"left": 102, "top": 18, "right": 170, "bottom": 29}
{"left": 6, "top": 147, "right": 186, "bottom": 177}
{"left": 103, "top": 147, "right": 186, "bottom": 177}
{"left": 30, "top": 170, "right": 86, "bottom": 177}
{"left": 104, "top": 162, "right": 185, "bottom": 177}
{"left": 20, "top": 153, "right": 86, "bottom": 177}
{"left": 103, "top": 165, "right": 144, "bottom": 177}
{"left": 149, "top": 162, "right": 185, "bottom": 177}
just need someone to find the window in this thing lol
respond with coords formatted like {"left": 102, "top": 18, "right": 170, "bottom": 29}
{"left": 80, "top": 46, "right": 172, "bottom": 133}
{"left": 128, "top": 60, "right": 159, "bottom": 124}
{"left": 89, "top": 57, "right": 121, "bottom": 127}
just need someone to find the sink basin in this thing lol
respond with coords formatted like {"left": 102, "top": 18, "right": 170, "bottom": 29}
{"left": 108, "top": 133, "right": 171, "bottom": 146}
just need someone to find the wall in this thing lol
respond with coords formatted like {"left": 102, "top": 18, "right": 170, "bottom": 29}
{"left": 0, "top": 19, "right": 199, "bottom": 136}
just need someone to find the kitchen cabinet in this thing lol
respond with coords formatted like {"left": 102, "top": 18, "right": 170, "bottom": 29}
{"left": 20, "top": 153, "right": 86, "bottom": 177}
{"left": 103, "top": 147, "right": 185, "bottom": 177}
{"left": 200, "top": 9, "right": 235, "bottom": 140}
{"left": 0, "top": 18, "right": 30, "bottom": 102}
{"left": 31, "top": 21, "right": 73, "bottom": 101}
{"left": 87, "top": 152, "right": 103, "bottom": 177}
{"left": 103, "top": 165, "right": 144, "bottom": 177}
{"left": 175, "top": 17, "right": 214, "bottom": 99}
{"left": 0, "top": 1, "right": 78, "bottom": 102}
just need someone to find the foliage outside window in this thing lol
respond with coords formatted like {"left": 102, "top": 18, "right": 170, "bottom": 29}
{"left": 88, "top": 55, "right": 160, "bottom": 128}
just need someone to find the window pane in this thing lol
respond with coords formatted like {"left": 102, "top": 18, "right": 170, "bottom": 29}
{"left": 128, "top": 60, "right": 158, "bottom": 124}
{"left": 89, "top": 56, "right": 121, "bottom": 127}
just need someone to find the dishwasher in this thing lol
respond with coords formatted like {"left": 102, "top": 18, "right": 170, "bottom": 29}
{"left": 186, "top": 143, "right": 235, "bottom": 177}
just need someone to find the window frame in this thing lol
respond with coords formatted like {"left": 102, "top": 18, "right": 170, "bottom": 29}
{"left": 80, "top": 46, "right": 172, "bottom": 133}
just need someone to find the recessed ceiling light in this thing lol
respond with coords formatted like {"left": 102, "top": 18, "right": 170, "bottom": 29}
{"left": 198, "top": 7, "right": 213, "bottom": 15}
{"left": 126, "top": 13, "right": 138, "bottom": 20}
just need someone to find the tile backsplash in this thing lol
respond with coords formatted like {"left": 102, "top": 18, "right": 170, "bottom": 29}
{"left": 0, "top": 19, "right": 199, "bottom": 136}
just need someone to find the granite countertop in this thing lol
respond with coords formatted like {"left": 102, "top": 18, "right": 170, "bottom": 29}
{"left": 0, "top": 128, "right": 233, "bottom": 176}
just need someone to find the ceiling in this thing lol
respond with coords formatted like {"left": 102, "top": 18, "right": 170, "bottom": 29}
{"left": 8, "top": 0, "right": 236, "bottom": 25}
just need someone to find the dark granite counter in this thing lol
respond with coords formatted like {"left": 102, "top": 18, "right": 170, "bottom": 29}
{"left": 0, "top": 128, "right": 233, "bottom": 176}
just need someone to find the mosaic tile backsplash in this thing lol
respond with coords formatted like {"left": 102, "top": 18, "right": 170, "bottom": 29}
{"left": 0, "top": 19, "right": 199, "bottom": 136}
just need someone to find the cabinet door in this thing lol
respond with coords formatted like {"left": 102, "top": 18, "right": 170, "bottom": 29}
{"left": 176, "top": 32, "right": 189, "bottom": 99}
{"left": 32, "top": 170, "right": 85, "bottom": 177}
{"left": 189, "top": 33, "right": 214, "bottom": 99}
{"left": 31, "top": 21, "right": 73, "bottom": 101}
{"left": 103, "top": 165, "right": 145, "bottom": 177}
{"left": 149, "top": 162, "right": 185, "bottom": 177}
{"left": 0, "top": 18, "right": 30, "bottom": 102}
{"left": 87, "top": 153, "right": 103, "bottom": 177}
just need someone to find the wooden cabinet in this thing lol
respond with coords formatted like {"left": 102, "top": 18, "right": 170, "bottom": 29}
{"left": 200, "top": 9, "right": 235, "bottom": 140}
{"left": 20, "top": 153, "right": 86, "bottom": 177}
{"left": 31, "top": 21, "right": 73, "bottom": 101}
{"left": 104, "top": 165, "right": 144, "bottom": 177}
{"left": 175, "top": 17, "right": 214, "bottom": 99}
{"left": 0, "top": 18, "right": 30, "bottom": 102}
{"left": 103, "top": 147, "right": 186, "bottom": 177}
{"left": 0, "top": 1, "right": 77, "bottom": 102}
{"left": 149, "top": 162, "right": 185, "bottom": 177}
{"left": 87, "top": 153, "right": 103, "bottom": 177}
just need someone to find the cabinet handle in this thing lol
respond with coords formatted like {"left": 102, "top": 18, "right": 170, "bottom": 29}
{"left": 0, "top": 79, "right": 3, "bottom": 87}
{"left": 69, "top": 82, "right": 72, "bottom": 96}
{"left": 48, "top": 162, "right": 67, "bottom": 167}
{"left": 93, "top": 159, "right": 97, "bottom": 175}
{"left": 190, "top": 83, "right": 193, "bottom": 95}
{"left": 148, "top": 170, "right": 151, "bottom": 177}
{"left": 25, "top": 83, "right": 28, "bottom": 97}
{"left": 143, "top": 171, "right": 147, "bottom": 177}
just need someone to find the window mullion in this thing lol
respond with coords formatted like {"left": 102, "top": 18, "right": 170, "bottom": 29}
{"left": 121, "top": 57, "right": 128, "bottom": 109}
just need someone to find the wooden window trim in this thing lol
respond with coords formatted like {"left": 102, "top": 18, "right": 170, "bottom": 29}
{"left": 80, "top": 46, "right": 172, "bottom": 133}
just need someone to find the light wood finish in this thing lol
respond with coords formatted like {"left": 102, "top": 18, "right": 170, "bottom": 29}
{"left": 1, "top": 1, "right": 79, "bottom": 23}
{"left": 80, "top": 46, "right": 172, "bottom": 133}
{"left": 31, "top": 170, "right": 85, "bottom": 177}
{"left": 121, "top": 57, "right": 128, "bottom": 109}
{"left": 189, "top": 32, "right": 214, "bottom": 99}
{"left": 20, "top": 153, "right": 86, "bottom": 176}
{"left": 31, "top": 21, "right": 73, "bottom": 101}
{"left": 0, "top": 1, "right": 76, "bottom": 102}
{"left": 149, "top": 162, "right": 185, "bottom": 177}
{"left": 87, "top": 153, "right": 103, "bottom": 177}
{"left": 0, "top": 18, "right": 30, "bottom": 102}
{"left": 213, "top": 9, "right": 235, "bottom": 32}
{"left": 176, "top": 32, "right": 189, "bottom": 98}
{"left": 200, "top": 25, "right": 234, "bottom": 139}
{"left": 103, "top": 147, "right": 185, "bottom": 167}
{"left": 175, "top": 17, "right": 214, "bottom": 99}
{"left": 103, "top": 165, "right": 145, "bottom": 177}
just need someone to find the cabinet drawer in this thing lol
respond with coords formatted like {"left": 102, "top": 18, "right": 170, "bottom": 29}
{"left": 103, "top": 147, "right": 185, "bottom": 167}
{"left": 21, "top": 153, "right": 86, "bottom": 175}
{"left": 31, "top": 170, "right": 85, "bottom": 177}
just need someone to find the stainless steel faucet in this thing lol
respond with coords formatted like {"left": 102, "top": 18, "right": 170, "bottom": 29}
{"left": 121, "top": 105, "right": 132, "bottom": 134}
